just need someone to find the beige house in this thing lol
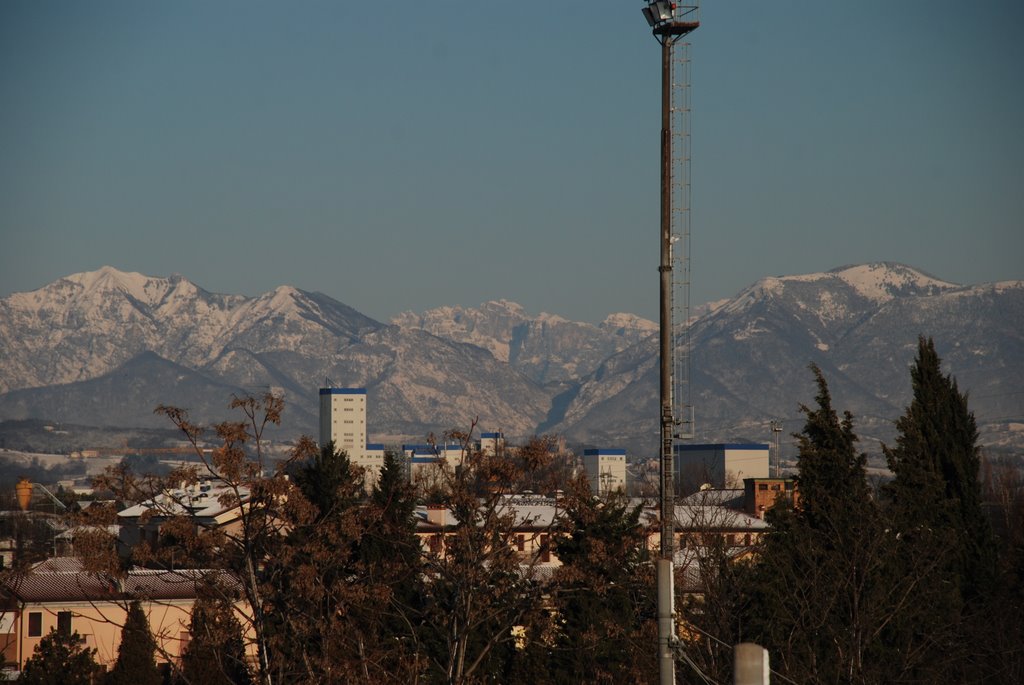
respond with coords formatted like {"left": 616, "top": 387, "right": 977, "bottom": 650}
{"left": 0, "top": 558, "right": 246, "bottom": 675}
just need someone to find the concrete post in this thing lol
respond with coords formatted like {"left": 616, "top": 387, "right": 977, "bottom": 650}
{"left": 734, "top": 642, "right": 769, "bottom": 685}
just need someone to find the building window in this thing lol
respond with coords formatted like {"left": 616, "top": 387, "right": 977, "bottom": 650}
{"left": 516, "top": 534, "right": 525, "bottom": 552}
{"left": 27, "top": 612, "right": 42, "bottom": 637}
{"left": 770, "top": 484, "right": 781, "bottom": 491}
{"left": 57, "top": 611, "right": 72, "bottom": 636}
{"left": 539, "top": 534, "right": 551, "bottom": 562}
{"left": 758, "top": 483, "right": 768, "bottom": 491}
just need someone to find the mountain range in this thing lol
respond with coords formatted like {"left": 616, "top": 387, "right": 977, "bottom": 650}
{"left": 1, "top": 264, "right": 1021, "bottom": 458}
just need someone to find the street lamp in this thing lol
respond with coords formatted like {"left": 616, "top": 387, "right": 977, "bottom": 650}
{"left": 639, "top": 3, "right": 699, "bottom": 685}
{"left": 642, "top": 1, "right": 678, "bottom": 28}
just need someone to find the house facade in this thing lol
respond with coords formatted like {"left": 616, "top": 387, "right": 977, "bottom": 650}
{"left": 0, "top": 558, "right": 249, "bottom": 675}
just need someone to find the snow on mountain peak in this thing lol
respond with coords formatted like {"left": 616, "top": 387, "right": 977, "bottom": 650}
{"left": 246, "top": 285, "right": 305, "bottom": 317}
{"left": 601, "top": 312, "right": 657, "bottom": 332}
{"left": 751, "top": 263, "right": 958, "bottom": 305}
{"left": 536, "top": 311, "right": 568, "bottom": 325}
{"left": 61, "top": 266, "right": 172, "bottom": 306}
{"left": 828, "top": 262, "right": 956, "bottom": 302}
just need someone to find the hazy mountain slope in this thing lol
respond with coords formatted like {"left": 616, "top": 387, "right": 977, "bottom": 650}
{"left": 0, "top": 351, "right": 275, "bottom": 430}
{"left": 393, "top": 300, "right": 656, "bottom": 385}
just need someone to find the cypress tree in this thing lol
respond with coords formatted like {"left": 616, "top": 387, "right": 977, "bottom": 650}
{"left": 882, "top": 336, "right": 1002, "bottom": 680}
{"left": 181, "top": 596, "right": 252, "bottom": 685}
{"left": 885, "top": 335, "right": 996, "bottom": 596}
{"left": 107, "top": 600, "right": 161, "bottom": 685}
{"left": 742, "top": 365, "right": 898, "bottom": 684}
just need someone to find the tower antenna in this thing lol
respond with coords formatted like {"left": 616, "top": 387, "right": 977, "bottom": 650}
{"left": 639, "top": 3, "right": 699, "bottom": 684}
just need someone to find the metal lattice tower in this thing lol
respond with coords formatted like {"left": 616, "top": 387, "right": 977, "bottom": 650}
{"left": 670, "top": 40, "right": 694, "bottom": 442}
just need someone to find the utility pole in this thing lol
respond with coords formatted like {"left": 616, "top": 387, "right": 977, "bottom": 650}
{"left": 639, "top": 3, "right": 699, "bottom": 684}
{"left": 770, "top": 421, "right": 783, "bottom": 478}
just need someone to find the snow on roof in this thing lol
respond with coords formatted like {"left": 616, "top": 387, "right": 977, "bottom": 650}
{"left": 678, "top": 488, "right": 744, "bottom": 508}
{"left": 118, "top": 481, "right": 249, "bottom": 520}
{"left": 5, "top": 560, "right": 240, "bottom": 603}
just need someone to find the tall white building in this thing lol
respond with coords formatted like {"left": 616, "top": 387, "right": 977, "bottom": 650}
{"left": 319, "top": 387, "right": 366, "bottom": 459}
{"left": 583, "top": 448, "right": 627, "bottom": 495}
{"left": 478, "top": 432, "right": 506, "bottom": 456}
{"left": 318, "top": 387, "right": 388, "bottom": 486}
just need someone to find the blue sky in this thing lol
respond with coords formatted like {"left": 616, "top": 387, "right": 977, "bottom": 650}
{"left": 2, "top": 1, "right": 1022, "bottom": 324}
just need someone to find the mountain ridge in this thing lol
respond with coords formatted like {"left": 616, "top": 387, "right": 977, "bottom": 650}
{"left": 1, "top": 264, "right": 1021, "bottom": 456}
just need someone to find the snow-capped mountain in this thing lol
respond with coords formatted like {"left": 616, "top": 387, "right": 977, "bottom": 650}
{"left": 550, "top": 263, "right": 1024, "bottom": 455}
{"left": 0, "top": 263, "right": 1020, "bottom": 456}
{"left": 0, "top": 266, "right": 379, "bottom": 394}
{"left": 0, "top": 267, "right": 547, "bottom": 438}
{"left": 392, "top": 300, "right": 656, "bottom": 385}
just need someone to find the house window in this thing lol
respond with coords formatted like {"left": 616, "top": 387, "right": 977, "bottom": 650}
{"left": 180, "top": 631, "right": 191, "bottom": 656}
{"left": 770, "top": 484, "right": 781, "bottom": 491}
{"left": 516, "top": 534, "right": 525, "bottom": 552}
{"left": 758, "top": 483, "right": 768, "bottom": 491}
{"left": 539, "top": 534, "right": 551, "bottom": 563}
{"left": 57, "top": 611, "right": 72, "bottom": 636}
{"left": 27, "top": 612, "right": 42, "bottom": 637}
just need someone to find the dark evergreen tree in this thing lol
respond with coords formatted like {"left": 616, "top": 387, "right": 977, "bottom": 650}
{"left": 883, "top": 336, "right": 1005, "bottom": 681}
{"left": 290, "top": 440, "right": 361, "bottom": 521}
{"left": 365, "top": 448, "right": 423, "bottom": 613}
{"left": 264, "top": 440, "right": 369, "bottom": 681}
{"left": 545, "top": 480, "right": 656, "bottom": 683}
{"left": 742, "top": 365, "right": 906, "bottom": 684}
{"left": 885, "top": 336, "right": 996, "bottom": 596}
{"left": 106, "top": 600, "right": 161, "bottom": 685}
{"left": 19, "top": 629, "right": 103, "bottom": 685}
{"left": 366, "top": 449, "right": 420, "bottom": 570}
{"left": 266, "top": 441, "right": 428, "bottom": 681}
{"left": 181, "top": 596, "right": 252, "bottom": 685}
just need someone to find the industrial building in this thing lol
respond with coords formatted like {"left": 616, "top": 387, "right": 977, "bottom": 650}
{"left": 582, "top": 448, "right": 628, "bottom": 495}
{"left": 674, "top": 443, "right": 770, "bottom": 493}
